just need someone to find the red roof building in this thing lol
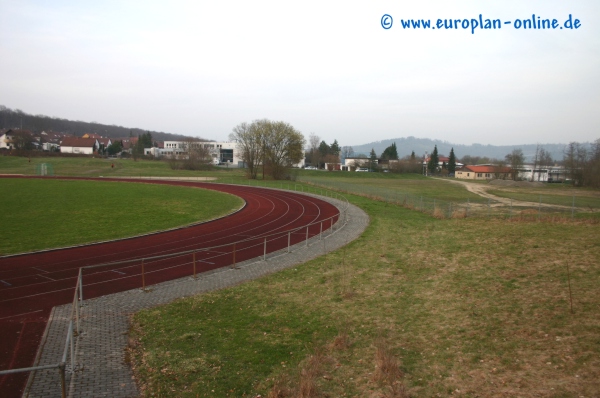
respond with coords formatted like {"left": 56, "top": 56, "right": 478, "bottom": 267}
{"left": 455, "top": 165, "right": 512, "bottom": 180}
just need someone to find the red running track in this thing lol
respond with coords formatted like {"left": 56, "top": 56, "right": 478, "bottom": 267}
{"left": 0, "top": 177, "right": 339, "bottom": 396}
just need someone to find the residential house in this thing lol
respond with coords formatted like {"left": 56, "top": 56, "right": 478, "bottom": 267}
{"left": 60, "top": 137, "right": 99, "bottom": 154}
{"left": 455, "top": 165, "right": 511, "bottom": 180}
{"left": 0, "top": 129, "right": 36, "bottom": 150}
{"left": 344, "top": 157, "right": 373, "bottom": 170}
{"left": 97, "top": 137, "right": 113, "bottom": 153}
{"left": 0, "top": 129, "right": 14, "bottom": 150}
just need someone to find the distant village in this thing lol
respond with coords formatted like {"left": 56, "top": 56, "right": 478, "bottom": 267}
{"left": 0, "top": 127, "right": 578, "bottom": 183}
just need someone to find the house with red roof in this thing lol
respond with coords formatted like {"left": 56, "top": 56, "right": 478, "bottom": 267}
{"left": 455, "top": 165, "right": 512, "bottom": 180}
{"left": 60, "top": 137, "right": 99, "bottom": 154}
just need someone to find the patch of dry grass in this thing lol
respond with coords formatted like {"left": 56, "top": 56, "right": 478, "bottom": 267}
{"left": 129, "top": 194, "right": 600, "bottom": 397}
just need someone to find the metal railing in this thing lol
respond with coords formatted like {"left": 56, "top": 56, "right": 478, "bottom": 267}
{"left": 1, "top": 181, "right": 348, "bottom": 397}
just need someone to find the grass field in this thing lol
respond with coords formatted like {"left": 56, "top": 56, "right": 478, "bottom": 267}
{"left": 0, "top": 178, "right": 243, "bottom": 255}
{"left": 3, "top": 157, "right": 600, "bottom": 396}
{"left": 129, "top": 192, "right": 600, "bottom": 397}
{"left": 0, "top": 155, "right": 242, "bottom": 178}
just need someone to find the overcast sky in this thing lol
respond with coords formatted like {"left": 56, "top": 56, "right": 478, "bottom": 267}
{"left": 1, "top": 0, "right": 599, "bottom": 146}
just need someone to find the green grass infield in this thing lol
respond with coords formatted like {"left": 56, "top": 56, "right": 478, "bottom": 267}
{"left": 0, "top": 178, "right": 243, "bottom": 255}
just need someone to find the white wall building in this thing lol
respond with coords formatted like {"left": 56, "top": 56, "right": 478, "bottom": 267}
{"left": 517, "top": 165, "right": 568, "bottom": 182}
{"left": 147, "top": 141, "right": 242, "bottom": 166}
{"left": 60, "top": 137, "right": 99, "bottom": 154}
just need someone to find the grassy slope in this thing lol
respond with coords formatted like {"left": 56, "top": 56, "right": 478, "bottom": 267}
{"left": 0, "top": 178, "right": 243, "bottom": 255}
{"left": 129, "top": 193, "right": 600, "bottom": 397}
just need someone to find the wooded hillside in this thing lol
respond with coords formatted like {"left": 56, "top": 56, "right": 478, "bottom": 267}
{"left": 0, "top": 105, "right": 203, "bottom": 141}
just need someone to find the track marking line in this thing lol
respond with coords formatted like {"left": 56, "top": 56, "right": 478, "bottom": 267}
{"left": 38, "top": 274, "right": 56, "bottom": 281}
{"left": 112, "top": 270, "right": 126, "bottom": 275}
{"left": 197, "top": 260, "right": 215, "bottom": 264}
{"left": 0, "top": 309, "right": 43, "bottom": 320}
{"left": 32, "top": 267, "right": 49, "bottom": 274}
{"left": 0, "top": 280, "right": 12, "bottom": 287}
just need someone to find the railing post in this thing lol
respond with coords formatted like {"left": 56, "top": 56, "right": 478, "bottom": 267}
{"left": 78, "top": 269, "right": 83, "bottom": 302}
{"left": 330, "top": 218, "right": 333, "bottom": 232}
{"left": 305, "top": 226, "right": 309, "bottom": 246}
{"left": 76, "top": 270, "right": 82, "bottom": 334}
{"left": 264, "top": 237, "right": 267, "bottom": 261}
{"left": 232, "top": 243, "right": 236, "bottom": 268}
{"left": 320, "top": 222, "right": 323, "bottom": 240}
{"left": 287, "top": 232, "right": 291, "bottom": 253}
{"left": 193, "top": 251, "right": 197, "bottom": 279}
{"left": 141, "top": 258, "right": 145, "bottom": 291}
{"left": 70, "top": 323, "right": 75, "bottom": 370}
{"left": 75, "top": 292, "right": 80, "bottom": 336}
{"left": 59, "top": 362, "right": 67, "bottom": 398}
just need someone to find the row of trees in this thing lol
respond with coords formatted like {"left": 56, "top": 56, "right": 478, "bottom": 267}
{"left": 230, "top": 119, "right": 305, "bottom": 180}
{"left": 0, "top": 105, "right": 192, "bottom": 142}
{"left": 306, "top": 135, "right": 355, "bottom": 169}
{"left": 426, "top": 145, "right": 457, "bottom": 175}
{"left": 564, "top": 140, "right": 600, "bottom": 187}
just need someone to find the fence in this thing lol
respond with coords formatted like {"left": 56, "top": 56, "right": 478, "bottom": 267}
{"left": 1, "top": 181, "right": 348, "bottom": 397}
{"left": 296, "top": 176, "right": 598, "bottom": 221}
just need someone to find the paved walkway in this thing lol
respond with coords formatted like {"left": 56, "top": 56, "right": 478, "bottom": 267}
{"left": 24, "top": 193, "right": 369, "bottom": 397}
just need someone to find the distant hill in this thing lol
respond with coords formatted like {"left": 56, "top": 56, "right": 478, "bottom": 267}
{"left": 351, "top": 137, "right": 588, "bottom": 163}
{"left": 0, "top": 105, "right": 203, "bottom": 142}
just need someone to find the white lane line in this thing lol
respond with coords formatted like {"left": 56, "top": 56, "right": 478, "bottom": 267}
{"left": 0, "top": 309, "right": 43, "bottom": 320}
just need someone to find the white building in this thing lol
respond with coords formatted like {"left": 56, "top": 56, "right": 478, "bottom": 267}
{"left": 60, "top": 137, "right": 99, "bottom": 154}
{"left": 517, "top": 165, "right": 568, "bottom": 182}
{"left": 147, "top": 141, "right": 242, "bottom": 166}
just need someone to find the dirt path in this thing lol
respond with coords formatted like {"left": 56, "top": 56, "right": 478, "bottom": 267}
{"left": 436, "top": 178, "right": 575, "bottom": 210}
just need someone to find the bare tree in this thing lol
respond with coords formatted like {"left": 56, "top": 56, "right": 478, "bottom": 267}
{"left": 341, "top": 146, "right": 354, "bottom": 161}
{"left": 231, "top": 119, "right": 304, "bottom": 180}
{"left": 308, "top": 133, "right": 320, "bottom": 167}
{"left": 12, "top": 130, "right": 35, "bottom": 150}
{"left": 505, "top": 149, "right": 525, "bottom": 180}
{"left": 182, "top": 138, "right": 213, "bottom": 170}
{"left": 539, "top": 147, "right": 553, "bottom": 167}
{"left": 262, "top": 120, "right": 305, "bottom": 179}
{"left": 531, "top": 145, "right": 541, "bottom": 181}
{"left": 230, "top": 121, "right": 264, "bottom": 179}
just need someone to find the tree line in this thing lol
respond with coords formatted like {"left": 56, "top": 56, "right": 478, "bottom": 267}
{"left": 0, "top": 105, "right": 196, "bottom": 142}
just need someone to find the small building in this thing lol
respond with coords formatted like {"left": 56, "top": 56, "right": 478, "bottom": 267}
{"left": 153, "top": 141, "right": 242, "bottom": 165}
{"left": 455, "top": 165, "right": 512, "bottom": 180}
{"left": 60, "top": 137, "right": 99, "bottom": 154}
{"left": 344, "top": 157, "right": 374, "bottom": 170}
{"left": 517, "top": 165, "right": 568, "bottom": 182}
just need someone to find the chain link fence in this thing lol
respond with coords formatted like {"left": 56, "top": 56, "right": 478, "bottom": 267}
{"left": 297, "top": 176, "right": 598, "bottom": 221}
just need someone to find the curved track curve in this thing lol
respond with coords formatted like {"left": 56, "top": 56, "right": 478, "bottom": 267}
{"left": 0, "top": 176, "right": 339, "bottom": 395}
